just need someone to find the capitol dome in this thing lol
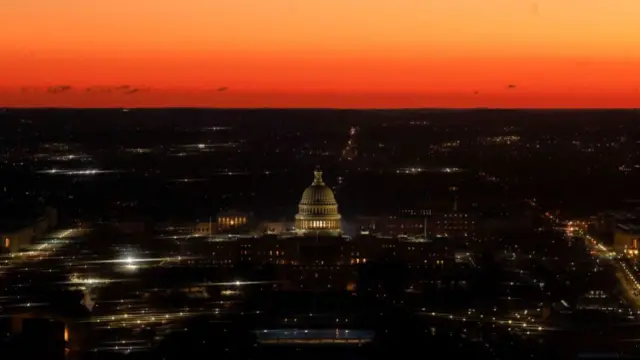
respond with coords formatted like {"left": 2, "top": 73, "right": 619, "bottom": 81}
{"left": 295, "top": 167, "right": 341, "bottom": 234}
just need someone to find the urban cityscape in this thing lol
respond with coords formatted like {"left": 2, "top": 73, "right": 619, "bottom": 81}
{"left": 2, "top": 109, "right": 640, "bottom": 358}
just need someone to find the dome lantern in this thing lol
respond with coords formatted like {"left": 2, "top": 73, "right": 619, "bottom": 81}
{"left": 312, "top": 166, "right": 324, "bottom": 185}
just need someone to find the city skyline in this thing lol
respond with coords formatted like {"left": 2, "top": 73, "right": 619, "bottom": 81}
{"left": 2, "top": 0, "right": 640, "bottom": 108}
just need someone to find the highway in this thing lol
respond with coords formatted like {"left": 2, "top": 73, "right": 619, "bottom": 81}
{"left": 585, "top": 236, "right": 640, "bottom": 310}
{"left": 528, "top": 198, "right": 640, "bottom": 311}
{"left": 617, "top": 260, "right": 640, "bottom": 308}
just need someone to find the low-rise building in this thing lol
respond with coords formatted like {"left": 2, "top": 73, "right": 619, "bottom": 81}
{"left": 613, "top": 223, "right": 640, "bottom": 255}
{"left": 186, "top": 233, "right": 456, "bottom": 291}
{"left": 353, "top": 211, "right": 476, "bottom": 238}
{"left": 217, "top": 211, "right": 252, "bottom": 233}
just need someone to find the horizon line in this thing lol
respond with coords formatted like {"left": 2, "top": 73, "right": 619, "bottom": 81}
{"left": 2, "top": 107, "right": 640, "bottom": 111}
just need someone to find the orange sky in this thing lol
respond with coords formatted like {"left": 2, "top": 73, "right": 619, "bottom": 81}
{"left": 1, "top": 0, "right": 639, "bottom": 108}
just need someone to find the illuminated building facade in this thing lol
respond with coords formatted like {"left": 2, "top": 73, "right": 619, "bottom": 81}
{"left": 217, "top": 211, "right": 251, "bottom": 232}
{"left": 614, "top": 224, "right": 640, "bottom": 256}
{"left": 354, "top": 212, "right": 476, "bottom": 238}
{"left": 295, "top": 167, "right": 341, "bottom": 234}
{"left": 203, "top": 234, "right": 454, "bottom": 267}
{"left": 594, "top": 211, "right": 640, "bottom": 257}
{"left": 193, "top": 222, "right": 214, "bottom": 235}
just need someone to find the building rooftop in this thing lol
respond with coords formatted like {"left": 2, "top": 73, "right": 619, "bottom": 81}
{"left": 616, "top": 223, "right": 640, "bottom": 233}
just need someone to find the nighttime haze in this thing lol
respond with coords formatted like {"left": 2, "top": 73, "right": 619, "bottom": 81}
{"left": 2, "top": 109, "right": 640, "bottom": 359}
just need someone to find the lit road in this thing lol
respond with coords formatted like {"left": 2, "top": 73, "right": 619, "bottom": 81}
{"left": 416, "top": 308, "right": 553, "bottom": 334}
{"left": 341, "top": 126, "right": 358, "bottom": 161}
{"left": 585, "top": 236, "right": 640, "bottom": 310}
{"left": 528, "top": 202, "right": 640, "bottom": 312}
{"left": 618, "top": 261, "right": 640, "bottom": 309}
{"left": 0, "top": 227, "right": 90, "bottom": 275}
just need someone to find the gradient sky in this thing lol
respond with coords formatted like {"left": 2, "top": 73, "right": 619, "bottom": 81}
{"left": 1, "top": 0, "right": 639, "bottom": 108}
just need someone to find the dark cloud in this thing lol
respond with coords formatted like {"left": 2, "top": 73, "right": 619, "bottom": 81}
{"left": 473, "top": 90, "right": 480, "bottom": 95}
{"left": 217, "top": 87, "right": 229, "bottom": 92}
{"left": 124, "top": 87, "right": 151, "bottom": 94}
{"left": 507, "top": 84, "right": 517, "bottom": 89}
{"left": 84, "top": 85, "right": 149, "bottom": 94}
{"left": 47, "top": 85, "right": 72, "bottom": 94}
{"left": 124, "top": 88, "right": 145, "bottom": 94}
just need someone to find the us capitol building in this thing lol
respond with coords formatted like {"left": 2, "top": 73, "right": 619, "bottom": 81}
{"left": 80, "top": 167, "right": 463, "bottom": 291}
{"left": 192, "top": 167, "right": 476, "bottom": 239}
{"left": 294, "top": 167, "right": 342, "bottom": 234}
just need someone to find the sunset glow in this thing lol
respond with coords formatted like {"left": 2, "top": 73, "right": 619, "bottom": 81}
{"left": 1, "top": 0, "right": 639, "bottom": 108}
